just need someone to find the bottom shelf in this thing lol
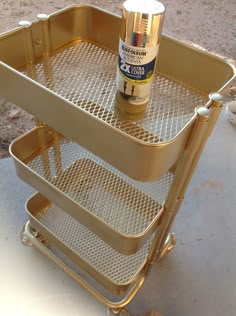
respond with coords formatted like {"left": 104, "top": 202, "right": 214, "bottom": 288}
{"left": 26, "top": 192, "right": 153, "bottom": 295}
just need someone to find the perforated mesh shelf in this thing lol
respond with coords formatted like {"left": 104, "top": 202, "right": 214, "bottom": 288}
{"left": 23, "top": 41, "right": 208, "bottom": 144}
{"left": 27, "top": 137, "right": 173, "bottom": 237}
{"left": 30, "top": 200, "right": 152, "bottom": 289}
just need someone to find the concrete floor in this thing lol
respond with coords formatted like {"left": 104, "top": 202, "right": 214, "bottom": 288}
{"left": 0, "top": 104, "right": 236, "bottom": 316}
{"left": 0, "top": 160, "right": 107, "bottom": 316}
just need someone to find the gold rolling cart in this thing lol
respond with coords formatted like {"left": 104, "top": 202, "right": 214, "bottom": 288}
{"left": 0, "top": 5, "right": 235, "bottom": 315}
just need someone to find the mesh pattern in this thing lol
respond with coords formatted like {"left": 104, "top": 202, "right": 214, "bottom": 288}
{"left": 23, "top": 41, "right": 208, "bottom": 144}
{"left": 27, "top": 139, "right": 173, "bottom": 236}
{"left": 39, "top": 203, "right": 151, "bottom": 285}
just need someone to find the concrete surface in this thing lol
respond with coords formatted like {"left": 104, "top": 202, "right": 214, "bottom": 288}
{"left": 0, "top": 104, "right": 236, "bottom": 316}
{"left": 128, "top": 104, "right": 236, "bottom": 316}
{"left": 0, "top": 159, "right": 107, "bottom": 316}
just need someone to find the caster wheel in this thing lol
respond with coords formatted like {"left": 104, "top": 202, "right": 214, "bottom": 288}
{"left": 19, "top": 224, "right": 49, "bottom": 247}
{"left": 19, "top": 225, "right": 32, "bottom": 246}
{"left": 159, "top": 233, "right": 176, "bottom": 260}
{"left": 107, "top": 308, "right": 129, "bottom": 316}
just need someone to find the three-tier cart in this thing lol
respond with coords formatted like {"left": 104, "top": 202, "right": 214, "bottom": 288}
{"left": 0, "top": 5, "right": 235, "bottom": 315}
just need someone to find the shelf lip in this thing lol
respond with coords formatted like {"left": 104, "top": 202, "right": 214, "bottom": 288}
{"left": 25, "top": 192, "right": 150, "bottom": 294}
{"left": 24, "top": 218, "right": 147, "bottom": 306}
{"left": 0, "top": 60, "right": 199, "bottom": 149}
{"left": 0, "top": 60, "right": 195, "bottom": 182}
{"left": 24, "top": 225, "right": 146, "bottom": 307}
{"left": 10, "top": 126, "right": 172, "bottom": 255}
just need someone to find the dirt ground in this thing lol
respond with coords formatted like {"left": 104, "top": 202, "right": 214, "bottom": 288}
{"left": 0, "top": 0, "right": 236, "bottom": 158}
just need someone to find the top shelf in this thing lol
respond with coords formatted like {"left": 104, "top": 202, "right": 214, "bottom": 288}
{"left": 0, "top": 5, "right": 235, "bottom": 181}
{"left": 21, "top": 40, "right": 207, "bottom": 144}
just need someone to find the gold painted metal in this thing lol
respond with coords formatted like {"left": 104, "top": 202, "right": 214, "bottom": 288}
{"left": 25, "top": 193, "right": 151, "bottom": 294}
{"left": 107, "top": 307, "right": 130, "bottom": 315}
{"left": 148, "top": 110, "right": 211, "bottom": 263}
{"left": 23, "top": 221, "right": 146, "bottom": 309}
{"left": 36, "top": 14, "right": 51, "bottom": 57}
{"left": 10, "top": 125, "right": 173, "bottom": 255}
{"left": 158, "top": 233, "right": 176, "bottom": 261}
{"left": 148, "top": 97, "right": 224, "bottom": 264}
{"left": 18, "top": 20, "right": 35, "bottom": 65}
{"left": 177, "top": 96, "right": 223, "bottom": 201}
{"left": 0, "top": 5, "right": 235, "bottom": 181}
{"left": 1, "top": 4, "right": 236, "bottom": 316}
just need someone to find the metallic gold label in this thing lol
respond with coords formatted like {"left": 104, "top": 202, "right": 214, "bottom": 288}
{"left": 116, "top": 0, "right": 165, "bottom": 113}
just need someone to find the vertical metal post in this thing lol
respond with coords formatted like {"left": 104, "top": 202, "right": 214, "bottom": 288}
{"left": 37, "top": 14, "right": 54, "bottom": 91}
{"left": 148, "top": 94, "right": 223, "bottom": 263}
{"left": 36, "top": 14, "right": 61, "bottom": 177}
{"left": 19, "top": 20, "right": 38, "bottom": 82}
{"left": 37, "top": 124, "right": 51, "bottom": 181}
{"left": 37, "top": 14, "right": 51, "bottom": 57}
{"left": 18, "top": 20, "right": 35, "bottom": 65}
{"left": 176, "top": 93, "right": 223, "bottom": 200}
{"left": 52, "top": 129, "right": 63, "bottom": 177}
{"left": 18, "top": 19, "right": 49, "bottom": 180}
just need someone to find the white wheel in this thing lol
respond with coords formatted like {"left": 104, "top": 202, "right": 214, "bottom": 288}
{"left": 19, "top": 224, "right": 32, "bottom": 246}
{"left": 19, "top": 224, "right": 49, "bottom": 247}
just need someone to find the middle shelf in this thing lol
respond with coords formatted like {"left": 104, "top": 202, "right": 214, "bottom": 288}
{"left": 10, "top": 125, "right": 173, "bottom": 255}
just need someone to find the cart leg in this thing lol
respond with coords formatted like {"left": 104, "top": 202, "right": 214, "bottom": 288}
{"left": 19, "top": 223, "right": 49, "bottom": 247}
{"left": 107, "top": 307, "right": 130, "bottom": 316}
{"left": 19, "top": 224, "right": 33, "bottom": 246}
{"left": 159, "top": 233, "right": 176, "bottom": 260}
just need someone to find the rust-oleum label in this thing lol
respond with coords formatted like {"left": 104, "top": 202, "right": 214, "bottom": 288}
{"left": 118, "top": 39, "right": 158, "bottom": 83}
{"left": 116, "top": 39, "right": 159, "bottom": 105}
{"left": 118, "top": 56, "right": 156, "bottom": 83}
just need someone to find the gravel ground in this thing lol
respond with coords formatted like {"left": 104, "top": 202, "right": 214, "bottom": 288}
{"left": 0, "top": 0, "right": 236, "bottom": 158}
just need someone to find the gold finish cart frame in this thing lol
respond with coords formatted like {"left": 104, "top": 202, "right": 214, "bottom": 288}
{"left": 0, "top": 5, "right": 235, "bottom": 315}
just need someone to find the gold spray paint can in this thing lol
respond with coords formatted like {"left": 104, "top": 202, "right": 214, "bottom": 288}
{"left": 115, "top": 0, "right": 165, "bottom": 120}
